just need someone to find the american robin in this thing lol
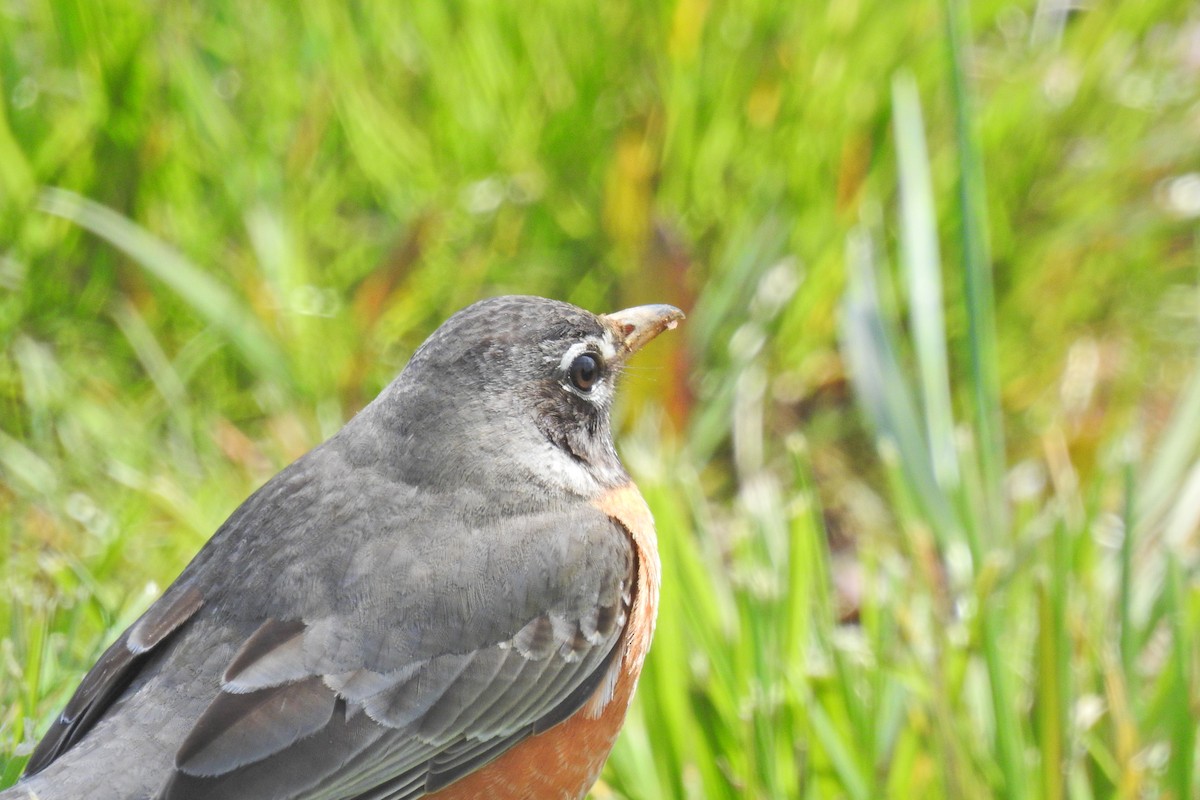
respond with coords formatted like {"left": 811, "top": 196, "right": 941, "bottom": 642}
{"left": 4, "top": 295, "right": 683, "bottom": 800}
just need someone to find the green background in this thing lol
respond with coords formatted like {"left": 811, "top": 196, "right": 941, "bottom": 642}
{"left": 3, "top": 1, "right": 1200, "bottom": 797}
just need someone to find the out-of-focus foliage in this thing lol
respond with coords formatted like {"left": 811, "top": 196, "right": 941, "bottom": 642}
{"left": 3, "top": 0, "right": 1200, "bottom": 797}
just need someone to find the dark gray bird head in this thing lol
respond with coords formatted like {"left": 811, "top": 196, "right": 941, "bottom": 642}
{"left": 339, "top": 296, "right": 684, "bottom": 504}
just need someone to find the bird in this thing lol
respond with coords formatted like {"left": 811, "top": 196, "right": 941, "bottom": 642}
{"left": 3, "top": 295, "right": 684, "bottom": 800}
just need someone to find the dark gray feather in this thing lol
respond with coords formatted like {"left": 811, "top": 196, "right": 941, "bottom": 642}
{"left": 176, "top": 676, "right": 337, "bottom": 776}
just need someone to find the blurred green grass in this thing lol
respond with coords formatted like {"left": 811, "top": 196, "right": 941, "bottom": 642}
{"left": 4, "top": 0, "right": 1200, "bottom": 797}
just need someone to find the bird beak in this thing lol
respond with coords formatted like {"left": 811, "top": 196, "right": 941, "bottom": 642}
{"left": 601, "top": 304, "right": 685, "bottom": 360}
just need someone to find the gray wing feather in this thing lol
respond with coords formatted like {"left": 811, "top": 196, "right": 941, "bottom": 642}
{"left": 175, "top": 676, "right": 338, "bottom": 776}
{"left": 361, "top": 652, "right": 475, "bottom": 729}
{"left": 223, "top": 618, "right": 308, "bottom": 691}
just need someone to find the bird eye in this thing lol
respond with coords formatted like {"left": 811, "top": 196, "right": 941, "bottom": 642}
{"left": 568, "top": 353, "right": 600, "bottom": 392}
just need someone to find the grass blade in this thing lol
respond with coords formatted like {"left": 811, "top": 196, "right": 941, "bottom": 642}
{"left": 943, "top": 0, "right": 1005, "bottom": 538}
{"left": 1138, "top": 363, "right": 1200, "bottom": 525}
{"left": 38, "top": 188, "right": 293, "bottom": 389}
{"left": 892, "top": 73, "right": 959, "bottom": 492}
{"left": 841, "top": 230, "right": 959, "bottom": 549}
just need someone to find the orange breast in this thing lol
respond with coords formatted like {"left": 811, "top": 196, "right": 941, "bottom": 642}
{"left": 427, "top": 483, "right": 661, "bottom": 800}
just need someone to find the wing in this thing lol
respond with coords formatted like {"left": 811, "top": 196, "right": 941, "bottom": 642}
{"left": 156, "top": 508, "right": 635, "bottom": 800}
{"left": 21, "top": 438, "right": 636, "bottom": 798}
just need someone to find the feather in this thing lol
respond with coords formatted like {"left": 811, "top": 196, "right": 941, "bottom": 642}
{"left": 175, "top": 677, "right": 336, "bottom": 777}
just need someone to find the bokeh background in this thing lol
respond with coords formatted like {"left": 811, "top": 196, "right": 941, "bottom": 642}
{"left": 4, "top": 1, "right": 1200, "bottom": 797}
